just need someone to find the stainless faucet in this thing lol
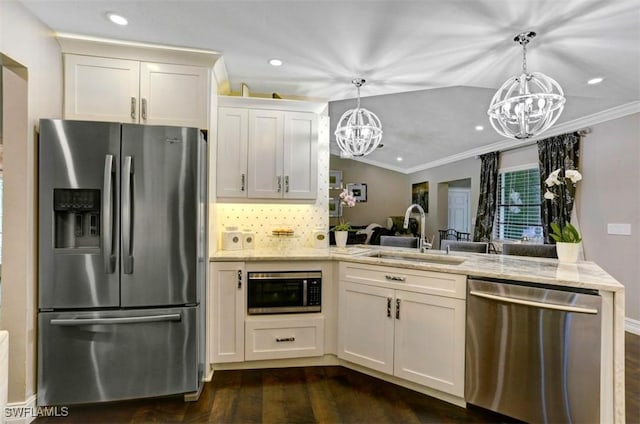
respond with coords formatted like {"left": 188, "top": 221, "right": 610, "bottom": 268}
{"left": 403, "top": 203, "right": 427, "bottom": 252}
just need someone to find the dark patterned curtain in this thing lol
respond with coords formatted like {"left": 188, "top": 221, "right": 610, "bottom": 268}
{"left": 473, "top": 151, "right": 500, "bottom": 242}
{"left": 538, "top": 132, "right": 580, "bottom": 243}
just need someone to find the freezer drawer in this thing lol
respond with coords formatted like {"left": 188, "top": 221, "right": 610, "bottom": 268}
{"left": 38, "top": 307, "right": 198, "bottom": 406}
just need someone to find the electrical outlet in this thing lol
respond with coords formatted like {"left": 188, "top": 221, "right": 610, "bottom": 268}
{"left": 607, "top": 223, "right": 631, "bottom": 235}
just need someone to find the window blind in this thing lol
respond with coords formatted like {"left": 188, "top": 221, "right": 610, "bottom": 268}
{"left": 493, "top": 167, "right": 543, "bottom": 241}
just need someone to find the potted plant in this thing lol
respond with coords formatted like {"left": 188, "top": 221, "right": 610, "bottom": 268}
{"left": 550, "top": 222, "right": 582, "bottom": 262}
{"left": 331, "top": 189, "right": 356, "bottom": 248}
{"left": 544, "top": 168, "right": 583, "bottom": 262}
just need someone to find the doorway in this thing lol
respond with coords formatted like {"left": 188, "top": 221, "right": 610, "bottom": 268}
{"left": 448, "top": 188, "right": 470, "bottom": 233}
{"left": 0, "top": 55, "right": 29, "bottom": 325}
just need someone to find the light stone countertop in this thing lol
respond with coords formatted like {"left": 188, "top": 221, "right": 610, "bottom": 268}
{"left": 211, "top": 245, "right": 624, "bottom": 293}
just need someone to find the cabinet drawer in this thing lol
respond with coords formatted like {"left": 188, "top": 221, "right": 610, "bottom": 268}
{"left": 340, "top": 262, "right": 466, "bottom": 299}
{"left": 245, "top": 316, "right": 324, "bottom": 361}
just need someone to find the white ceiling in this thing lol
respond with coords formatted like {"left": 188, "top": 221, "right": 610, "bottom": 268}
{"left": 20, "top": 0, "right": 640, "bottom": 172}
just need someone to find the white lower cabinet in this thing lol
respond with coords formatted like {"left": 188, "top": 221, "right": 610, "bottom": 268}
{"left": 338, "top": 263, "right": 466, "bottom": 397}
{"left": 210, "top": 262, "right": 245, "bottom": 363}
{"left": 245, "top": 316, "right": 324, "bottom": 361}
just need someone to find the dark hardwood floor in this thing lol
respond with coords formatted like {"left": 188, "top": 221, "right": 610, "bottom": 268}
{"left": 36, "top": 332, "right": 640, "bottom": 424}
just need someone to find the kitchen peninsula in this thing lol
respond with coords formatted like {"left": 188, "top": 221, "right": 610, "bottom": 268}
{"left": 210, "top": 246, "right": 625, "bottom": 423}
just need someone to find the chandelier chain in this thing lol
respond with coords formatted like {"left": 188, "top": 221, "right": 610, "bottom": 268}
{"left": 522, "top": 42, "right": 527, "bottom": 74}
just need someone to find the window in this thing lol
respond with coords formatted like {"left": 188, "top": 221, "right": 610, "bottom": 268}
{"left": 493, "top": 165, "right": 542, "bottom": 241}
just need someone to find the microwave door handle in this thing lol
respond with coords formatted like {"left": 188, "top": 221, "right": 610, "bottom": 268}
{"left": 122, "top": 156, "right": 134, "bottom": 274}
{"left": 303, "top": 280, "right": 308, "bottom": 306}
{"left": 102, "top": 155, "right": 116, "bottom": 273}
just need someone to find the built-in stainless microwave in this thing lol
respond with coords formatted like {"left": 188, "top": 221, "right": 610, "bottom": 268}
{"left": 247, "top": 271, "right": 321, "bottom": 314}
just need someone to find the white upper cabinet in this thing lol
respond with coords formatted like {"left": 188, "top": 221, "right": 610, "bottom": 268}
{"left": 64, "top": 54, "right": 209, "bottom": 129}
{"left": 139, "top": 62, "right": 208, "bottom": 128}
{"left": 216, "top": 96, "right": 323, "bottom": 200}
{"left": 247, "top": 109, "right": 285, "bottom": 198}
{"left": 64, "top": 55, "right": 140, "bottom": 123}
{"left": 216, "top": 107, "right": 249, "bottom": 197}
{"left": 282, "top": 112, "right": 318, "bottom": 199}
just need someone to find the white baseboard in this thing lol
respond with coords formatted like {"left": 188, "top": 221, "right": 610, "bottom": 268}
{"left": 626, "top": 317, "right": 640, "bottom": 335}
{"left": 4, "top": 395, "right": 37, "bottom": 424}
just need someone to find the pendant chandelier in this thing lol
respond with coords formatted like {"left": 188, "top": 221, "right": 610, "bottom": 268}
{"left": 488, "top": 31, "right": 566, "bottom": 140}
{"left": 334, "top": 78, "right": 383, "bottom": 158}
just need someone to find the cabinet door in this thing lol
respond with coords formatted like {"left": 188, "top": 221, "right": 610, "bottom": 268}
{"left": 393, "top": 290, "right": 466, "bottom": 396}
{"left": 139, "top": 62, "right": 208, "bottom": 128}
{"left": 247, "top": 110, "right": 284, "bottom": 198}
{"left": 338, "top": 281, "right": 394, "bottom": 374}
{"left": 64, "top": 55, "right": 139, "bottom": 123}
{"left": 216, "top": 107, "right": 248, "bottom": 197}
{"left": 210, "top": 262, "right": 245, "bottom": 363}
{"left": 282, "top": 112, "right": 318, "bottom": 199}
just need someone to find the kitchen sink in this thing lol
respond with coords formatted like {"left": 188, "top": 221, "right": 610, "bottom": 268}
{"left": 364, "top": 250, "right": 465, "bottom": 265}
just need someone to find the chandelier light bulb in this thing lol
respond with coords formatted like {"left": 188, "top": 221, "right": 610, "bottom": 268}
{"left": 488, "top": 31, "right": 566, "bottom": 140}
{"left": 334, "top": 78, "right": 383, "bottom": 158}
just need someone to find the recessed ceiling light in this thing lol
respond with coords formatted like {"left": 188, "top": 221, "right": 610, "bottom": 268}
{"left": 396, "top": 157, "right": 403, "bottom": 162}
{"left": 475, "top": 125, "right": 484, "bottom": 131}
{"left": 587, "top": 77, "right": 604, "bottom": 85}
{"left": 107, "top": 12, "right": 128, "bottom": 26}
{"left": 268, "top": 58, "right": 283, "bottom": 67}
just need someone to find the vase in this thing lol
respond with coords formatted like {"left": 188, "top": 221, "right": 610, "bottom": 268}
{"left": 334, "top": 231, "right": 348, "bottom": 248}
{"left": 555, "top": 242, "right": 580, "bottom": 263}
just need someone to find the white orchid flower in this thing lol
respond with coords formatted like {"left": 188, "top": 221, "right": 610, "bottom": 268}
{"left": 545, "top": 169, "right": 562, "bottom": 187}
{"left": 339, "top": 189, "right": 356, "bottom": 207}
{"left": 565, "top": 169, "right": 582, "bottom": 183}
{"left": 544, "top": 190, "right": 556, "bottom": 200}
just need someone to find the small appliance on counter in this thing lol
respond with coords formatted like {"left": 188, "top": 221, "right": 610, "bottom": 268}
{"left": 242, "top": 229, "right": 255, "bottom": 249}
{"left": 221, "top": 227, "right": 243, "bottom": 250}
{"left": 312, "top": 228, "right": 329, "bottom": 249}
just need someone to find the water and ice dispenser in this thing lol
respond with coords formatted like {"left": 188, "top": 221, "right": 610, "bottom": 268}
{"left": 53, "top": 189, "right": 101, "bottom": 248}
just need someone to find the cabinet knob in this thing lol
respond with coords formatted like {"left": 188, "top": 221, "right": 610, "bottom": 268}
{"left": 284, "top": 175, "right": 290, "bottom": 193}
{"left": 241, "top": 174, "right": 246, "bottom": 191}
{"left": 387, "top": 297, "right": 392, "bottom": 318}
{"left": 396, "top": 298, "right": 401, "bottom": 320}
{"left": 277, "top": 176, "right": 282, "bottom": 192}
{"left": 237, "top": 270, "right": 242, "bottom": 289}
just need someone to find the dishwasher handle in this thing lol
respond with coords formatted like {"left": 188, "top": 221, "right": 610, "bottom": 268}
{"left": 469, "top": 290, "right": 598, "bottom": 315}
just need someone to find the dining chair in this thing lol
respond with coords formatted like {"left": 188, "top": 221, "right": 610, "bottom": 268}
{"left": 502, "top": 243, "right": 558, "bottom": 258}
{"left": 380, "top": 236, "right": 419, "bottom": 248}
{"left": 440, "top": 240, "right": 489, "bottom": 253}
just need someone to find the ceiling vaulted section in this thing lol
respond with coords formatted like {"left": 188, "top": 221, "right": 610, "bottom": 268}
{"left": 19, "top": 0, "right": 640, "bottom": 172}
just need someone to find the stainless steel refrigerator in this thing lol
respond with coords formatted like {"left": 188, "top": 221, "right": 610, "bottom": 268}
{"left": 37, "top": 119, "right": 207, "bottom": 406}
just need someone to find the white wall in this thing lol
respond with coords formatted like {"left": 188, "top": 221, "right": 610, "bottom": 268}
{"left": 578, "top": 113, "right": 640, "bottom": 322}
{"left": 330, "top": 155, "right": 410, "bottom": 227}
{"left": 0, "top": 0, "right": 63, "bottom": 405}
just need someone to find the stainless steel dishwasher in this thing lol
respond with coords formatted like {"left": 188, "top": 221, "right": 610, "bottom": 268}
{"left": 465, "top": 277, "right": 601, "bottom": 423}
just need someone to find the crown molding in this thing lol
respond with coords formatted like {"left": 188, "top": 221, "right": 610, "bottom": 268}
{"left": 402, "top": 100, "right": 640, "bottom": 175}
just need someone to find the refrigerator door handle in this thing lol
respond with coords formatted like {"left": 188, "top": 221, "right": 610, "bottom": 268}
{"left": 102, "top": 155, "right": 116, "bottom": 273}
{"left": 50, "top": 313, "right": 182, "bottom": 326}
{"left": 122, "top": 156, "right": 134, "bottom": 274}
